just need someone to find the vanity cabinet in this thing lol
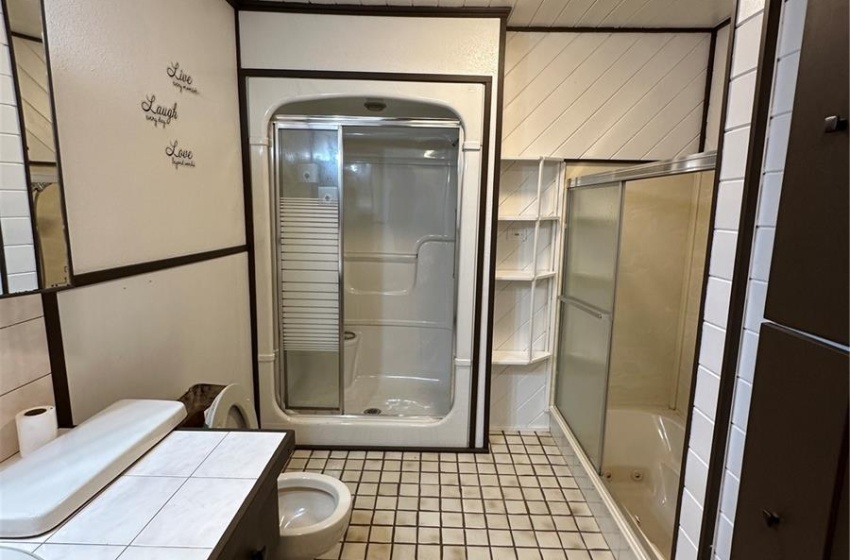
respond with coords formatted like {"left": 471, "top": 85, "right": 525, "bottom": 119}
{"left": 730, "top": 324, "right": 848, "bottom": 559}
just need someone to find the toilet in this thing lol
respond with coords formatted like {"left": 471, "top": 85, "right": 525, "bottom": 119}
{"left": 276, "top": 473, "right": 352, "bottom": 560}
{"left": 204, "top": 383, "right": 259, "bottom": 429}
{"left": 204, "top": 384, "right": 352, "bottom": 560}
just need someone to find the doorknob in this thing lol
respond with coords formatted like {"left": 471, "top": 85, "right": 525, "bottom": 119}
{"left": 761, "top": 509, "right": 782, "bottom": 528}
{"left": 824, "top": 115, "right": 848, "bottom": 133}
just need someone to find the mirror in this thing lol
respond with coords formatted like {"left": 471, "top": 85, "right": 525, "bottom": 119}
{"left": 0, "top": 0, "right": 70, "bottom": 296}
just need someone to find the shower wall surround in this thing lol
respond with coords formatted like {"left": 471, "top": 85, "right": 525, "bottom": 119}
{"left": 239, "top": 11, "right": 502, "bottom": 448}
{"left": 41, "top": 0, "right": 251, "bottom": 423}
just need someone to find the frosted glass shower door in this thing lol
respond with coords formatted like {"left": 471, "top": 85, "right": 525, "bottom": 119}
{"left": 276, "top": 126, "right": 342, "bottom": 411}
{"left": 555, "top": 183, "right": 622, "bottom": 470}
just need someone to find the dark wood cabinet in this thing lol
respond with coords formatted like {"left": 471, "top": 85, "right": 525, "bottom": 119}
{"left": 730, "top": 324, "right": 848, "bottom": 560}
{"left": 763, "top": 0, "right": 849, "bottom": 346}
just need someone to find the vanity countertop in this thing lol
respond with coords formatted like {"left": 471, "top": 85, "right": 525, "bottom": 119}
{"left": 0, "top": 429, "right": 294, "bottom": 560}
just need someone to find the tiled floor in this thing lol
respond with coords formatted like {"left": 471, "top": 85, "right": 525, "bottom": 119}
{"left": 284, "top": 431, "right": 613, "bottom": 560}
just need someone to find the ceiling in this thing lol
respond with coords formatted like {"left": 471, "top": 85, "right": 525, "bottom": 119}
{"left": 251, "top": 0, "right": 733, "bottom": 29}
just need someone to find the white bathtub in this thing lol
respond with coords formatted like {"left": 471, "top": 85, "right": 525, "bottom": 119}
{"left": 602, "top": 408, "right": 685, "bottom": 560}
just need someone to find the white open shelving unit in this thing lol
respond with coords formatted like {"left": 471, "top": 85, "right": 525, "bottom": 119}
{"left": 492, "top": 157, "right": 565, "bottom": 366}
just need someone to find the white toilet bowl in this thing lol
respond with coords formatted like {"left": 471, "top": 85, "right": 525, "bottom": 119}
{"left": 204, "top": 383, "right": 259, "bottom": 429}
{"left": 277, "top": 472, "right": 352, "bottom": 560}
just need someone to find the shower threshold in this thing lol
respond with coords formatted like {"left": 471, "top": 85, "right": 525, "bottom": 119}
{"left": 344, "top": 374, "right": 451, "bottom": 418}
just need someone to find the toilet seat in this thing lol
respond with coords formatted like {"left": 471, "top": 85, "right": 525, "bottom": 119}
{"left": 277, "top": 472, "right": 352, "bottom": 560}
{"left": 204, "top": 383, "right": 259, "bottom": 429}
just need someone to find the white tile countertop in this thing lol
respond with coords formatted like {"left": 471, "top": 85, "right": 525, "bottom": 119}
{"left": 0, "top": 430, "right": 292, "bottom": 560}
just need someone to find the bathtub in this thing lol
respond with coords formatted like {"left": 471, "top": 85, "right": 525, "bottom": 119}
{"left": 602, "top": 408, "right": 686, "bottom": 560}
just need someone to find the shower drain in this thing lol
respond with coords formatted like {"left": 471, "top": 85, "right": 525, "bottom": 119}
{"left": 363, "top": 408, "right": 382, "bottom": 416}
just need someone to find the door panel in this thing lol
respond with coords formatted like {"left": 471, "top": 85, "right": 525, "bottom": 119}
{"left": 764, "top": 0, "right": 849, "bottom": 345}
{"left": 731, "top": 324, "right": 848, "bottom": 559}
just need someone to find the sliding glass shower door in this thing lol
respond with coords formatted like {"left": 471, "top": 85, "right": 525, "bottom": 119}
{"left": 276, "top": 127, "right": 343, "bottom": 411}
{"left": 274, "top": 117, "right": 460, "bottom": 417}
{"left": 554, "top": 183, "right": 623, "bottom": 470}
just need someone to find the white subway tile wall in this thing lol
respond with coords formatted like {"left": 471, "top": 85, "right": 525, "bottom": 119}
{"left": 711, "top": 1, "right": 807, "bottom": 558}
{"left": 676, "top": 0, "right": 768, "bottom": 555}
{"left": 0, "top": 7, "right": 37, "bottom": 294}
{"left": 0, "top": 294, "right": 54, "bottom": 461}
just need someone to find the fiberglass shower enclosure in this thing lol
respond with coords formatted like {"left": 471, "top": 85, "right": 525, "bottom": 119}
{"left": 274, "top": 117, "right": 460, "bottom": 418}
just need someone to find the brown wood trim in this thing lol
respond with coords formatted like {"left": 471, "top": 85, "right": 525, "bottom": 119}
{"left": 204, "top": 429, "right": 295, "bottom": 560}
{"left": 237, "top": 1, "right": 511, "bottom": 19}
{"left": 296, "top": 444, "right": 489, "bottom": 454}
{"left": 506, "top": 25, "right": 715, "bottom": 33}
{"left": 234, "top": 10, "right": 262, "bottom": 425}
{"left": 72, "top": 246, "right": 248, "bottom": 287}
{"left": 42, "top": 291, "right": 72, "bottom": 427}
{"left": 698, "top": 27, "right": 719, "bottom": 152}
{"left": 8, "top": 30, "right": 41, "bottom": 43}
{"left": 668, "top": 4, "right": 737, "bottom": 556}
{"left": 697, "top": 1, "right": 784, "bottom": 557}
{"left": 38, "top": 0, "right": 75, "bottom": 285}
{"left": 475, "top": 15, "right": 507, "bottom": 452}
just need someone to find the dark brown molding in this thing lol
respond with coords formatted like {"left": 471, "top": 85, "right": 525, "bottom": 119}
{"left": 506, "top": 25, "right": 715, "bottom": 33}
{"left": 234, "top": 10, "right": 262, "bottom": 425}
{"left": 698, "top": 26, "right": 720, "bottom": 152}
{"left": 697, "top": 0, "right": 784, "bottom": 557}
{"left": 239, "top": 68, "right": 493, "bottom": 85}
{"left": 237, "top": 1, "right": 510, "bottom": 19}
{"left": 72, "top": 245, "right": 248, "bottom": 287}
{"left": 669, "top": 3, "right": 738, "bottom": 556}
{"left": 9, "top": 30, "right": 41, "bottom": 43}
{"left": 42, "top": 292, "right": 72, "bottom": 427}
{"left": 39, "top": 0, "right": 75, "bottom": 285}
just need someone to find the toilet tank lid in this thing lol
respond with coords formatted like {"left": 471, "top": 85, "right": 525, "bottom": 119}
{"left": 0, "top": 399, "right": 186, "bottom": 538}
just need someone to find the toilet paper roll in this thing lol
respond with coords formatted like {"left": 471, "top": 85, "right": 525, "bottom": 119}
{"left": 15, "top": 405, "right": 58, "bottom": 458}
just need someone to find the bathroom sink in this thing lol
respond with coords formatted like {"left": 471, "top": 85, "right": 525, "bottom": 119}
{"left": 0, "top": 400, "right": 186, "bottom": 538}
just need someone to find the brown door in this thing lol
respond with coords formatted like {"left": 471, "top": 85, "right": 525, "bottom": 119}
{"left": 730, "top": 324, "right": 848, "bottom": 559}
{"left": 763, "top": 0, "right": 849, "bottom": 345}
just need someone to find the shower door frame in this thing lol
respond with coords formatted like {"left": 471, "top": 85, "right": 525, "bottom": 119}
{"left": 271, "top": 115, "right": 464, "bottom": 417}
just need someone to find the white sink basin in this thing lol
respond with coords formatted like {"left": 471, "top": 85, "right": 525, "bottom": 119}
{"left": 0, "top": 547, "right": 42, "bottom": 559}
{"left": 0, "top": 400, "right": 186, "bottom": 538}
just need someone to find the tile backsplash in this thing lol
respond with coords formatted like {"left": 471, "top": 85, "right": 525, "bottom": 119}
{"left": 0, "top": 294, "right": 54, "bottom": 461}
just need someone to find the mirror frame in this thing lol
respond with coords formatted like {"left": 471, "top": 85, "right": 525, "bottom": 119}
{"left": 0, "top": 0, "right": 73, "bottom": 297}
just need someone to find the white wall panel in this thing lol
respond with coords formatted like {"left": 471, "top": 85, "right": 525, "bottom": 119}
{"left": 502, "top": 31, "right": 711, "bottom": 159}
{"left": 44, "top": 0, "right": 244, "bottom": 274}
{"left": 58, "top": 254, "right": 252, "bottom": 424}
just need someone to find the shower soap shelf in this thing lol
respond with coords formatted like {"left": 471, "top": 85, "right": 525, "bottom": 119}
{"left": 492, "top": 157, "right": 565, "bottom": 367}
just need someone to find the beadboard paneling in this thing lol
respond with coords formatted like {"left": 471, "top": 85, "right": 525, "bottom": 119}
{"left": 503, "top": 31, "right": 711, "bottom": 159}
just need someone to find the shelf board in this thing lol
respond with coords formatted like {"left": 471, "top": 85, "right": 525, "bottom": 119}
{"left": 495, "top": 270, "right": 556, "bottom": 281}
{"left": 498, "top": 215, "right": 559, "bottom": 222}
{"left": 492, "top": 350, "right": 552, "bottom": 366}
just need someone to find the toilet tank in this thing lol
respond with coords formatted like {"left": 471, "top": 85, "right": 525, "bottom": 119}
{"left": 0, "top": 399, "right": 186, "bottom": 538}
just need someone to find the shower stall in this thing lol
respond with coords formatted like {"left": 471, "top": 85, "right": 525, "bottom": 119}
{"left": 274, "top": 119, "right": 459, "bottom": 417}
{"left": 246, "top": 78, "right": 490, "bottom": 448}
{"left": 552, "top": 153, "right": 716, "bottom": 560}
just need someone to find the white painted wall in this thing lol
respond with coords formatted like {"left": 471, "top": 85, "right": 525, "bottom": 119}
{"left": 704, "top": 23, "right": 732, "bottom": 152}
{"left": 58, "top": 254, "right": 252, "bottom": 424}
{"left": 0, "top": 5, "right": 37, "bottom": 294}
{"left": 43, "top": 0, "right": 252, "bottom": 422}
{"left": 676, "top": 2, "right": 767, "bottom": 558}
{"left": 502, "top": 31, "right": 711, "bottom": 159}
{"left": 44, "top": 0, "right": 245, "bottom": 274}
{"left": 239, "top": 12, "right": 501, "bottom": 447}
{"left": 0, "top": 294, "right": 52, "bottom": 461}
{"left": 712, "top": 1, "right": 807, "bottom": 557}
